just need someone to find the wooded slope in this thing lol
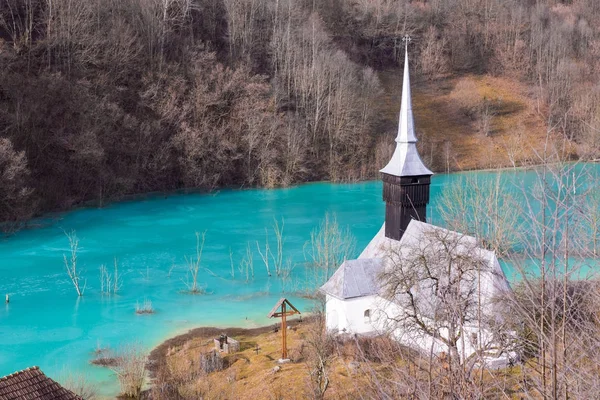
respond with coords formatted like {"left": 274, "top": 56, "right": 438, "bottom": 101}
{"left": 0, "top": 0, "right": 598, "bottom": 228}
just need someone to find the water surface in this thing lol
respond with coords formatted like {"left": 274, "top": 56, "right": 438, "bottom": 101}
{"left": 0, "top": 163, "right": 598, "bottom": 394}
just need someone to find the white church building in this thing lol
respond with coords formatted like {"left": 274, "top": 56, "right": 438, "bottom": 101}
{"left": 320, "top": 39, "right": 515, "bottom": 368}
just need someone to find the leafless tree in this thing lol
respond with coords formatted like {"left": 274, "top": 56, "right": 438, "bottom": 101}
{"left": 256, "top": 217, "right": 286, "bottom": 277}
{"left": 223, "top": 0, "right": 268, "bottom": 62}
{"left": 63, "top": 230, "right": 86, "bottom": 297}
{"left": 419, "top": 26, "right": 449, "bottom": 79}
{"left": 377, "top": 226, "right": 507, "bottom": 398}
{"left": 435, "top": 173, "right": 522, "bottom": 255}
{"left": 183, "top": 231, "right": 206, "bottom": 294}
{"left": 111, "top": 345, "right": 147, "bottom": 399}
{"left": 272, "top": 217, "right": 285, "bottom": 276}
{"left": 99, "top": 258, "right": 121, "bottom": 295}
{"left": 99, "top": 264, "right": 110, "bottom": 294}
{"left": 501, "top": 123, "right": 528, "bottom": 168}
{"left": 58, "top": 372, "right": 98, "bottom": 400}
{"left": 305, "top": 213, "right": 355, "bottom": 286}
{"left": 505, "top": 150, "right": 600, "bottom": 399}
{"left": 478, "top": 98, "right": 496, "bottom": 137}
{"left": 0, "top": 138, "right": 33, "bottom": 229}
{"left": 256, "top": 228, "right": 272, "bottom": 277}
{"left": 113, "top": 257, "right": 122, "bottom": 294}
{"left": 302, "top": 312, "right": 335, "bottom": 400}
{"left": 238, "top": 241, "right": 255, "bottom": 282}
{"left": 135, "top": 298, "right": 154, "bottom": 314}
{"left": 0, "top": 0, "right": 35, "bottom": 52}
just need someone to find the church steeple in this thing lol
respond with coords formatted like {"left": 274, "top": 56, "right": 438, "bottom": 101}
{"left": 380, "top": 36, "right": 433, "bottom": 241}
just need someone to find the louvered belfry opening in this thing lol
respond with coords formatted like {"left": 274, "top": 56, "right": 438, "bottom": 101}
{"left": 382, "top": 173, "right": 431, "bottom": 241}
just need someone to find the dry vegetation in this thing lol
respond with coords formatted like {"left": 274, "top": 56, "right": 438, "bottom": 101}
{"left": 146, "top": 269, "right": 600, "bottom": 400}
{"left": 144, "top": 306, "right": 600, "bottom": 400}
{"left": 408, "top": 74, "right": 554, "bottom": 171}
{"left": 146, "top": 319, "right": 325, "bottom": 399}
{"left": 1, "top": 0, "right": 599, "bottom": 231}
{"left": 146, "top": 316, "right": 404, "bottom": 400}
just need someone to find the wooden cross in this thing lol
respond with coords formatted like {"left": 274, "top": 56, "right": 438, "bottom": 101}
{"left": 267, "top": 298, "right": 301, "bottom": 360}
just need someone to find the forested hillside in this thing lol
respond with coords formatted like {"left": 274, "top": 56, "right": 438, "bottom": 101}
{"left": 0, "top": 0, "right": 599, "bottom": 229}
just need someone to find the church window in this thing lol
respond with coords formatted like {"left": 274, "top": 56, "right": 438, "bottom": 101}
{"left": 470, "top": 332, "right": 478, "bottom": 345}
{"left": 364, "top": 309, "right": 371, "bottom": 323}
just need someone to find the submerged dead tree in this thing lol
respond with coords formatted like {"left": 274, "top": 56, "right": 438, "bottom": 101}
{"left": 63, "top": 230, "right": 86, "bottom": 297}
{"left": 305, "top": 213, "right": 355, "bottom": 286}
{"left": 184, "top": 231, "right": 207, "bottom": 294}
{"left": 435, "top": 173, "right": 522, "bottom": 255}
{"left": 256, "top": 217, "right": 286, "bottom": 277}
{"left": 100, "top": 258, "right": 122, "bottom": 295}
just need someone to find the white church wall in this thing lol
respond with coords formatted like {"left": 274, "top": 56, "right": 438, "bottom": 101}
{"left": 326, "top": 295, "right": 341, "bottom": 330}
{"left": 325, "top": 295, "right": 378, "bottom": 334}
{"left": 372, "top": 295, "right": 515, "bottom": 368}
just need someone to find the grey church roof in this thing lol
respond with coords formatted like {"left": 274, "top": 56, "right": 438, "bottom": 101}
{"left": 380, "top": 41, "right": 433, "bottom": 177}
{"left": 320, "top": 258, "right": 384, "bottom": 300}
{"left": 359, "top": 220, "right": 511, "bottom": 312}
{"left": 322, "top": 220, "right": 511, "bottom": 318}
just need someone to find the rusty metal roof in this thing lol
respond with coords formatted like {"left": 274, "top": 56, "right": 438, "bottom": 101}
{"left": 0, "top": 367, "right": 81, "bottom": 400}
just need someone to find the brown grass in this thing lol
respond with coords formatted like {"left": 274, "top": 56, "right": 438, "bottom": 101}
{"left": 146, "top": 318, "right": 533, "bottom": 400}
{"left": 376, "top": 70, "right": 574, "bottom": 172}
{"left": 147, "top": 318, "right": 375, "bottom": 400}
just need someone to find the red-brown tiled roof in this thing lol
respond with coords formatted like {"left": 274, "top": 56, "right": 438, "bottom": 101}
{"left": 0, "top": 366, "right": 82, "bottom": 400}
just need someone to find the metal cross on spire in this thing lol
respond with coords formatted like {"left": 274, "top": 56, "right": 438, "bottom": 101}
{"left": 380, "top": 32, "right": 432, "bottom": 178}
{"left": 402, "top": 34, "right": 412, "bottom": 50}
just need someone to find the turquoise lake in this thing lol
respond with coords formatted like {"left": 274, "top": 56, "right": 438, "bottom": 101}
{"left": 0, "top": 164, "right": 598, "bottom": 395}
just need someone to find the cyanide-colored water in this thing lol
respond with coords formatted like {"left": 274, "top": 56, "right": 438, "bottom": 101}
{"left": 0, "top": 164, "right": 598, "bottom": 396}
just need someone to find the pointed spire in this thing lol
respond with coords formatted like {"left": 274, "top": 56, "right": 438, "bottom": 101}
{"left": 380, "top": 36, "right": 432, "bottom": 177}
{"left": 397, "top": 37, "right": 417, "bottom": 143}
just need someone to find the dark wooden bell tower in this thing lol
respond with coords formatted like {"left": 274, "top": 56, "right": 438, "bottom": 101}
{"left": 380, "top": 36, "right": 433, "bottom": 241}
{"left": 382, "top": 173, "right": 431, "bottom": 241}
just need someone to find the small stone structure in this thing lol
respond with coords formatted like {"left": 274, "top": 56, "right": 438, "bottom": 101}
{"left": 200, "top": 350, "right": 224, "bottom": 374}
{"left": 214, "top": 334, "right": 239, "bottom": 354}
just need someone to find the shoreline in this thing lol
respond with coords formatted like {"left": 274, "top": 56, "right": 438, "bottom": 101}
{"left": 145, "top": 293, "right": 320, "bottom": 366}
{"left": 146, "top": 316, "right": 307, "bottom": 378}
{"left": 5, "top": 160, "right": 593, "bottom": 235}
